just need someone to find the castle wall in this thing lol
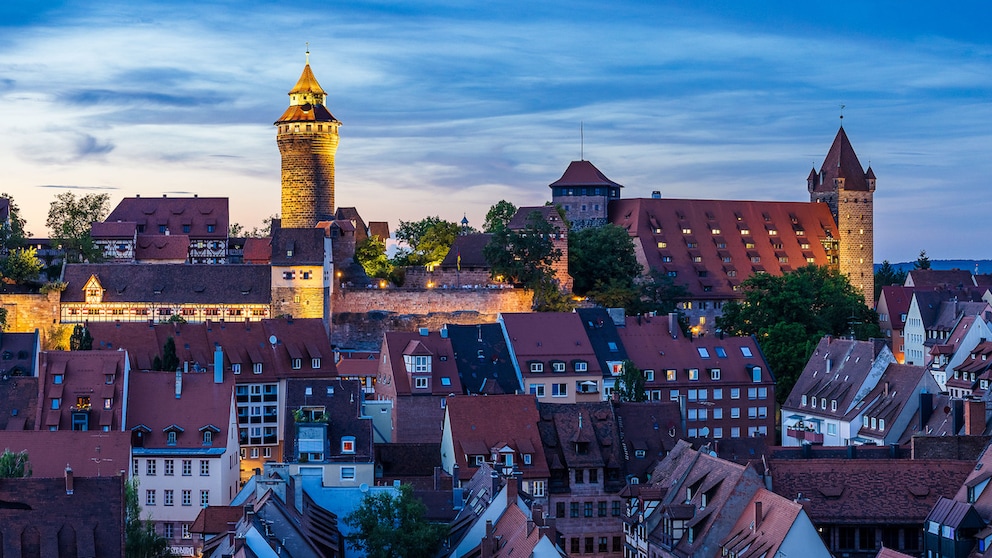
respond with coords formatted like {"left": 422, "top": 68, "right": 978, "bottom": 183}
{"left": 0, "top": 290, "right": 60, "bottom": 340}
{"left": 331, "top": 288, "right": 532, "bottom": 350}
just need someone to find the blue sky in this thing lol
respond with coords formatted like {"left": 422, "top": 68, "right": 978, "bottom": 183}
{"left": 1, "top": 1, "right": 990, "bottom": 262}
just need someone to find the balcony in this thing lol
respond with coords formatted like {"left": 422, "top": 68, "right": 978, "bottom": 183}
{"left": 786, "top": 427, "right": 823, "bottom": 444}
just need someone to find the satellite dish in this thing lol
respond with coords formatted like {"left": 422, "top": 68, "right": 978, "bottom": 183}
{"left": 359, "top": 483, "right": 369, "bottom": 493}
{"left": 269, "top": 335, "right": 277, "bottom": 345}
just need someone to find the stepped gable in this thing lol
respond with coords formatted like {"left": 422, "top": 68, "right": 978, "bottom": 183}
{"left": 105, "top": 196, "right": 228, "bottom": 239}
{"left": 609, "top": 197, "right": 836, "bottom": 300}
{"left": 812, "top": 126, "right": 870, "bottom": 192}
{"left": 62, "top": 264, "right": 270, "bottom": 304}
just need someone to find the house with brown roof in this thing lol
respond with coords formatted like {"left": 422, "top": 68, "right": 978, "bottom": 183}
{"left": 282, "top": 378, "right": 375, "bottom": 487}
{"left": 87, "top": 318, "right": 336, "bottom": 481}
{"left": 851, "top": 363, "right": 940, "bottom": 446}
{"left": 937, "top": 314, "right": 992, "bottom": 398}
{"left": 618, "top": 313, "right": 775, "bottom": 439}
{"left": 767, "top": 445, "right": 975, "bottom": 558}
{"left": 0, "top": 330, "right": 40, "bottom": 379}
{"left": 270, "top": 227, "right": 332, "bottom": 322}
{"left": 877, "top": 285, "right": 920, "bottom": 364}
{"left": 718, "top": 488, "right": 830, "bottom": 558}
{"left": 612, "top": 401, "right": 685, "bottom": 483}
{"left": 37, "top": 350, "right": 129, "bottom": 433}
{"left": 441, "top": 394, "right": 550, "bottom": 504}
{"left": 550, "top": 159, "right": 623, "bottom": 231}
{"left": 446, "top": 322, "right": 522, "bottom": 396}
{"left": 126, "top": 368, "right": 241, "bottom": 550}
{"left": 538, "top": 402, "right": 625, "bottom": 557}
{"left": 781, "top": 336, "right": 896, "bottom": 446}
{"left": 500, "top": 312, "right": 603, "bottom": 404}
{"left": 60, "top": 263, "right": 272, "bottom": 324}
{"left": 91, "top": 220, "right": 138, "bottom": 262}
{"left": 0, "top": 473, "right": 126, "bottom": 558}
{"left": 0, "top": 431, "right": 131, "bottom": 477}
{"left": 904, "top": 290, "right": 989, "bottom": 370}
{"left": 622, "top": 440, "right": 766, "bottom": 558}
{"left": 104, "top": 195, "right": 229, "bottom": 263}
{"left": 374, "top": 328, "right": 463, "bottom": 443}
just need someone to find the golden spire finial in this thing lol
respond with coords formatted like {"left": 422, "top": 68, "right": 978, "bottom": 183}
{"left": 305, "top": 42, "right": 310, "bottom": 65}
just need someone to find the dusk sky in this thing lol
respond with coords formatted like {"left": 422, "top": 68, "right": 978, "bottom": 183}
{"left": 1, "top": 1, "right": 990, "bottom": 263}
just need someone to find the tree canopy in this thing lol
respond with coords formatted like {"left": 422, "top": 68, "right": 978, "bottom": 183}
{"left": 615, "top": 360, "right": 647, "bottom": 402}
{"left": 46, "top": 192, "right": 110, "bottom": 263}
{"left": 568, "top": 224, "right": 643, "bottom": 296}
{"left": 484, "top": 210, "right": 562, "bottom": 288}
{"left": 483, "top": 200, "right": 517, "bottom": 233}
{"left": 229, "top": 215, "right": 277, "bottom": 238}
{"left": 355, "top": 235, "right": 393, "bottom": 279}
{"left": 0, "top": 449, "right": 31, "bottom": 478}
{"left": 914, "top": 249, "right": 931, "bottom": 270}
{"left": 125, "top": 478, "right": 172, "bottom": 558}
{"left": 874, "top": 260, "right": 907, "bottom": 300}
{"left": 716, "top": 265, "right": 881, "bottom": 403}
{"left": 0, "top": 193, "right": 28, "bottom": 252}
{"left": 2, "top": 247, "right": 43, "bottom": 284}
{"left": 392, "top": 217, "right": 460, "bottom": 267}
{"left": 344, "top": 484, "right": 446, "bottom": 558}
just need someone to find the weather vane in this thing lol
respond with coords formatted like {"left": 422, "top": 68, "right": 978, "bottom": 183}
{"left": 839, "top": 104, "right": 846, "bottom": 122}
{"left": 305, "top": 42, "right": 310, "bottom": 64}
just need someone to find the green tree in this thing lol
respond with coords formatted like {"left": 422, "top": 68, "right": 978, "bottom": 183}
{"left": 914, "top": 249, "right": 931, "bottom": 270}
{"left": 229, "top": 215, "right": 277, "bottom": 238}
{"left": 0, "top": 448, "right": 31, "bottom": 478}
{"left": 568, "top": 224, "right": 643, "bottom": 296}
{"left": 69, "top": 324, "right": 93, "bottom": 351}
{"left": 161, "top": 337, "right": 179, "bottom": 371}
{"left": 483, "top": 200, "right": 517, "bottom": 233}
{"left": 2, "top": 247, "right": 43, "bottom": 284}
{"left": 874, "top": 260, "right": 907, "bottom": 299}
{"left": 392, "top": 217, "right": 461, "bottom": 268}
{"left": 484, "top": 210, "right": 562, "bottom": 289}
{"left": 631, "top": 270, "right": 690, "bottom": 316}
{"left": 344, "top": 483, "right": 446, "bottom": 558}
{"left": 585, "top": 278, "right": 640, "bottom": 310}
{"left": 615, "top": 360, "right": 647, "bottom": 402}
{"left": 355, "top": 235, "right": 393, "bottom": 279}
{"left": 716, "top": 265, "right": 881, "bottom": 403}
{"left": 0, "top": 193, "right": 28, "bottom": 252}
{"left": 46, "top": 192, "right": 110, "bottom": 263}
{"left": 0, "top": 308, "right": 7, "bottom": 332}
{"left": 125, "top": 478, "right": 173, "bottom": 558}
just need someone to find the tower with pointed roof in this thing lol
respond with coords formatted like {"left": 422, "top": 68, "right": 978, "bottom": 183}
{"left": 276, "top": 52, "right": 340, "bottom": 229}
{"left": 808, "top": 125, "right": 875, "bottom": 303}
{"left": 549, "top": 160, "right": 623, "bottom": 230}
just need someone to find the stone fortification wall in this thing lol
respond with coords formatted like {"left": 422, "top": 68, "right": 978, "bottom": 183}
{"left": 331, "top": 288, "right": 532, "bottom": 350}
{"left": 0, "top": 291, "right": 60, "bottom": 338}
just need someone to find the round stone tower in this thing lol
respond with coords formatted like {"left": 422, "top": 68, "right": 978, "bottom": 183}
{"left": 276, "top": 52, "right": 340, "bottom": 229}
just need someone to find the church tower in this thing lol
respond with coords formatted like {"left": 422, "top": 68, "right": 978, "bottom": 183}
{"left": 276, "top": 52, "right": 340, "bottom": 229}
{"left": 808, "top": 126, "right": 875, "bottom": 303}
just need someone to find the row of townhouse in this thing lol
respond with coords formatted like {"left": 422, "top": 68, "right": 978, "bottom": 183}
{"left": 373, "top": 308, "right": 776, "bottom": 446}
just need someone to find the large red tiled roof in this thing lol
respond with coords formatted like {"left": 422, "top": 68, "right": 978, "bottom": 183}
{"left": 719, "top": 488, "right": 805, "bottom": 558}
{"left": 769, "top": 457, "right": 973, "bottom": 523}
{"left": 906, "top": 269, "right": 975, "bottom": 288}
{"left": 381, "top": 331, "right": 462, "bottom": 395}
{"left": 879, "top": 286, "right": 920, "bottom": 329}
{"left": 126, "top": 368, "right": 235, "bottom": 449}
{"left": 784, "top": 336, "right": 890, "bottom": 417}
{"left": 445, "top": 394, "right": 548, "bottom": 481}
{"left": 39, "top": 351, "right": 128, "bottom": 431}
{"left": 87, "top": 318, "right": 336, "bottom": 379}
{"left": 500, "top": 312, "right": 601, "bottom": 374}
{"left": 135, "top": 234, "right": 190, "bottom": 261}
{"left": 549, "top": 160, "right": 623, "bottom": 188}
{"left": 106, "top": 196, "right": 228, "bottom": 239}
{"left": 609, "top": 197, "right": 836, "bottom": 299}
{"left": 91, "top": 221, "right": 137, "bottom": 238}
{"left": 242, "top": 236, "right": 272, "bottom": 264}
{"left": 62, "top": 264, "right": 271, "bottom": 304}
{"left": 0, "top": 431, "right": 131, "bottom": 477}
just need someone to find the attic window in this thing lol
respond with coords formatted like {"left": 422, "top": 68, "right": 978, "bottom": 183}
{"left": 608, "top": 342, "right": 618, "bottom": 352}
{"left": 552, "top": 361, "right": 566, "bottom": 373}
{"left": 286, "top": 250, "right": 293, "bottom": 257}
{"left": 697, "top": 348, "right": 710, "bottom": 358}
{"left": 441, "top": 377, "right": 451, "bottom": 386}
{"left": 715, "top": 347, "right": 727, "bottom": 358}
{"left": 575, "top": 361, "right": 588, "bottom": 372}
{"left": 341, "top": 436, "right": 356, "bottom": 454}
{"left": 740, "top": 347, "right": 753, "bottom": 358}
{"left": 530, "top": 362, "right": 544, "bottom": 373}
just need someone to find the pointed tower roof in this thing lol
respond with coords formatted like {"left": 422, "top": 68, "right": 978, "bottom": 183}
{"left": 549, "top": 160, "right": 623, "bottom": 189}
{"left": 289, "top": 63, "right": 327, "bottom": 96}
{"left": 815, "top": 126, "right": 869, "bottom": 192}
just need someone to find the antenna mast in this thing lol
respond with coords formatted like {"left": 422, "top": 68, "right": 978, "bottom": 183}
{"left": 580, "top": 122, "right": 584, "bottom": 161}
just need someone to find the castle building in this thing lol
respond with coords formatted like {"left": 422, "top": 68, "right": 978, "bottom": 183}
{"left": 276, "top": 53, "right": 340, "bottom": 229}
{"left": 551, "top": 126, "right": 876, "bottom": 328}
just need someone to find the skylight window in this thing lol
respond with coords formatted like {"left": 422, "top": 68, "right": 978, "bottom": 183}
{"left": 697, "top": 348, "right": 710, "bottom": 358}
{"left": 715, "top": 347, "right": 727, "bottom": 358}
{"left": 740, "top": 347, "right": 753, "bottom": 358}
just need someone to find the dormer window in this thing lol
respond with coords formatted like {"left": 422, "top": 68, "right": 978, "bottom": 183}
{"left": 404, "top": 354, "right": 431, "bottom": 373}
{"left": 530, "top": 362, "right": 544, "bottom": 373}
{"left": 167, "top": 431, "right": 177, "bottom": 445}
{"left": 312, "top": 358, "right": 321, "bottom": 369}
{"left": 523, "top": 453, "right": 532, "bottom": 465}
{"left": 341, "top": 436, "right": 356, "bottom": 454}
{"left": 203, "top": 431, "right": 213, "bottom": 445}
{"left": 575, "top": 361, "right": 588, "bottom": 372}
{"left": 415, "top": 377, "right": 429, "bottom": 389}
{"left": 552, "top": 361, "right": 566, "bottom": 373}
{"left": 801, "top": 395, "right": 808, "bottom": 406}
{"left": 232, "top": 363, "right": 241, "bottom": 374}
{"left": 292, "top": 358, "right": 302, "bottom": 370}
{"left": 253, "top": 363, "right": 262, "bottom": 374}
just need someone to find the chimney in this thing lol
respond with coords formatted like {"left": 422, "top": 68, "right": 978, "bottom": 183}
{"left": 846, "top": 445, "right": 856, "bottom": 459}
{"left": 889, "top": 443, "right": 899, "bottom": 458}
{"left": 452, "top": 464, "right": 459, "bottom": 491}
{"left": 919, "top": 392, "right": 933, "bottom": 431}
{"left": 965, "top": 398, "right": 986, "bottom": 435}
{"left": 175, "top": 368, "right": 183, "bottom": 399}
{"left": 651, "top": 191, "right": 661, "bottom": 199}
{"left": 506, "top": 472, "right": 519, "bottom": 503}
{"left": 753, "top": 500, "right": 762, "bottom": 530}
{"left": 884, "top": 382, "right": 889, "bottom": 397}
{"left": 953, "top": 399, "right": 965, "bottom": 434}
{"left": 214, "top": 345, "right": 224, "bottom": 384}
{"left": 65, "top": 465, "right": 74, "bottom": 495}
{"left": 482, "top": 520, "right": 496, "bottom": 558}
{"left": 668, "top": 313, "right": 679, "bottom": 338}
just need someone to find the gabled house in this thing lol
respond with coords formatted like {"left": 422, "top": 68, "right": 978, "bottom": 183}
{"left": 719, "top": 488, "right": 830, "bottom": 558}
{"left": 904, "top": 290, "right": 988, "bottom": 369}
{"left": 441, "top": 394, "right": 550, "bottom": 503}
{"left": 126, "top": 368, "right": 240, "bottom": 549}
{"left": 88, "top": 318, "right": 336, "bottom": 481}
{"left": 577, "top": 308, "right": 628, "bottom": 400}
{"left": 91, "top": 220, "right": 138, "bottom": 262}
{"left": 947, "top": 336, "right": 992, "bottom": 399}
{"left": 374, "top": 328, "right": 463, "bottom": 443}
{"left": 850, "top": 364, "right": 940, "bottom": 446}
{"left": 500, "top": 312, "right": 603, "bottom": 403}
{"left": 61, "top": 264, "right": 271, "bottom": 324}
{"left": 270, "top": 227, "right": 332, "bottom": 322}
{"left": 877, "top": 285, "right": 920, "bottom": 364}
{"left": 622, "top": 440, "right": 766, "bottom": 558}
{"left": 103, "top": 195, "right": 229, "bottom": 263}
{"left": 611, "top": 401, "right": 685, "bottom": 483}
{"left": 781, "top": 336, "right": 896, "bottom": 446}
{"left": 924, "top": 498, "right": 985, "bottom": 558}
{"left": 538, "top": 402, "right": 625, "bottom": 557}
{"left": 618, "top": 313, "right": 775, "bottom": 439}
{"left": 38, "top": 350, "right": 129, "bottom": 432}
{"left": 283, "top": 378, "right": 374, "bottom": 487}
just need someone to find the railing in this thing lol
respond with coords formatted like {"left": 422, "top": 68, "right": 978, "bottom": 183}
{"left": 786, "top": 427, "right": 823, "bottom": 444}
